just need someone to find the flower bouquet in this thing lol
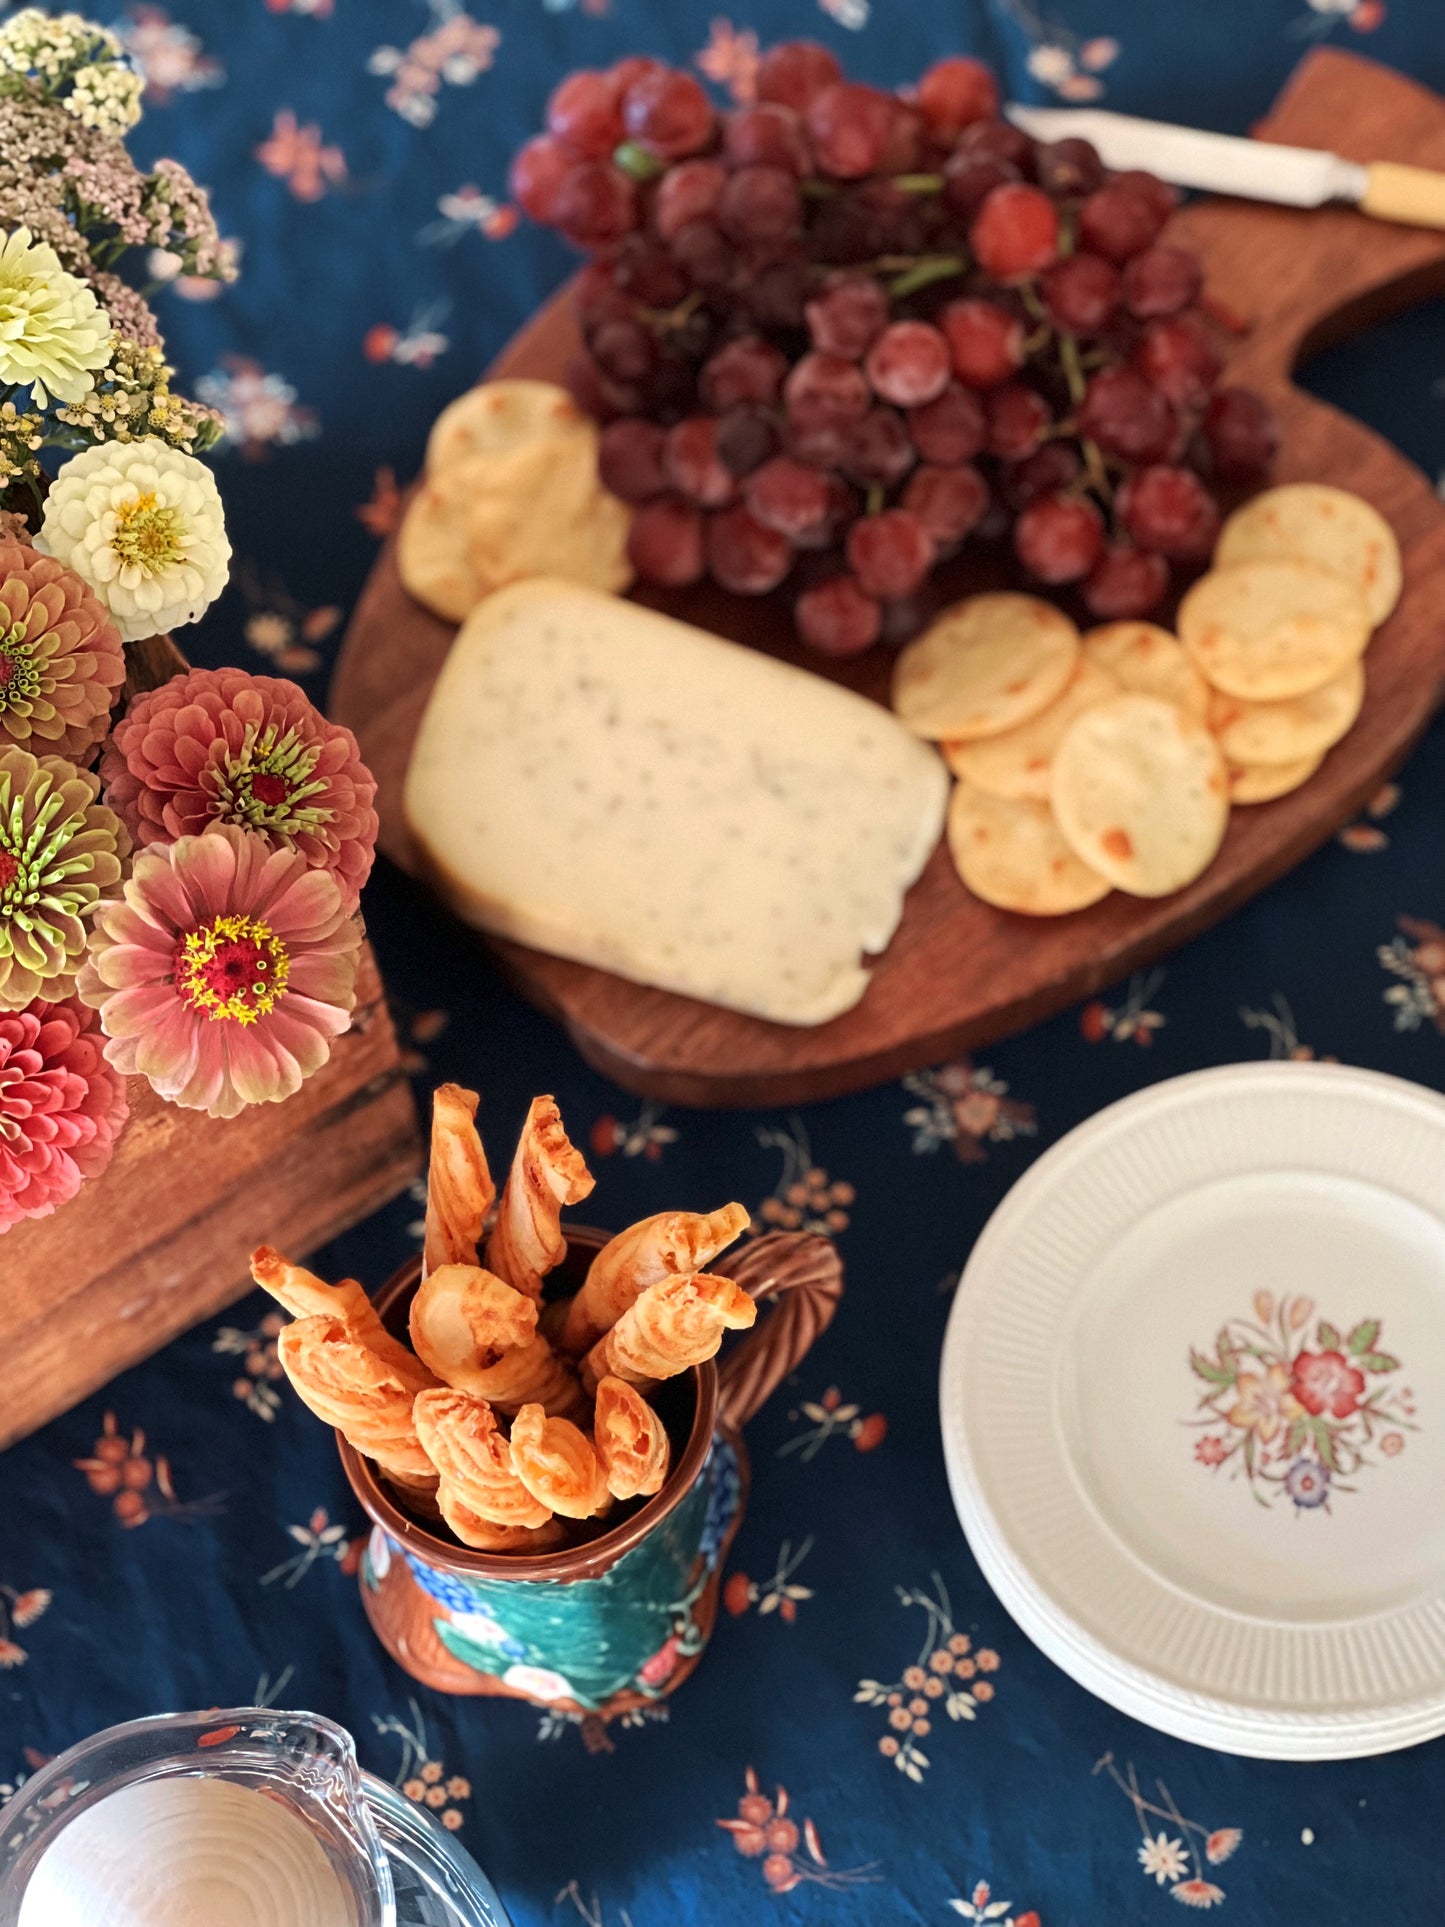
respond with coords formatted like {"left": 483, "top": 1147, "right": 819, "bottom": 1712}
{"left": 0, "top": 12, "right": 418, "bottom": 1442}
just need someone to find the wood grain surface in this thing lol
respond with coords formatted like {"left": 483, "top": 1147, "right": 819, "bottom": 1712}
{"left": 330, "top": 49, "right": 1445, "bottom": 1107}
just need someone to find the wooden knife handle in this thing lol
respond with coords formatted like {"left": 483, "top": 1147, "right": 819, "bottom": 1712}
{"left": 1361, "top": 162, "right": 1445, "bottom": 230}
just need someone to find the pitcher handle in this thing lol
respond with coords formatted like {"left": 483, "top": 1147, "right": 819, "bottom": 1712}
{"left": 716, "top": 1231, "right": 843, "bottom": 1432}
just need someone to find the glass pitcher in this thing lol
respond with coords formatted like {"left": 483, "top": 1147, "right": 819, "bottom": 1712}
{"left": 0, "top": 1709, "right": 511, "bottom": 1927}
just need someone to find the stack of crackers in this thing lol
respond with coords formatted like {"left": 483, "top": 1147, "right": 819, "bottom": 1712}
{"left": 397, "top": 378, "right": 634, "bottom": 623}
{"left": 892, "top": 484, "right": 1400, "bottom": 915}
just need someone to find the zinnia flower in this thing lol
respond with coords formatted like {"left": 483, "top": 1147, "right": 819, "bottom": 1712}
{"left": 79, "top": 821, "right": 359, "bottom": 1118}
{"left": 0, "top": 993, "right": 126, "bottom": 1231}
{"left": 101, "top": 667, "right": 378, "bottom": 913}
{"left": 0, "top": 745, "right": 126, "bottom": 1007}
{"left": 0, "top": 538, "right": 125, "bottom": 759}
{"left": 0, "top": 225, "right": 111, "bottom": 405}
{"left": 36, "top": 438, "right": 230, "bottom": 641}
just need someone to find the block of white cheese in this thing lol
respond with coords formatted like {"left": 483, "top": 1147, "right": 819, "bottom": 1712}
{"left": 403, "top": 580, "right": 948, "bottom": 1025}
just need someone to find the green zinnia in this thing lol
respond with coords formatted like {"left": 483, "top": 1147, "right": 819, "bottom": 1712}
{"left": 0, "top": 744, "right": 127, "bottom": 1007}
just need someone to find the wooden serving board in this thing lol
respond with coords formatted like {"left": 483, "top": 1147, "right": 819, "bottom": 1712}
{"left": 331, "top": 49, "right": 1445, "bottom": 1109}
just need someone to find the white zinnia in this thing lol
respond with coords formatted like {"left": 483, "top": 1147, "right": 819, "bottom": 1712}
{"left": 0, "top": 227, "right": 111, "bottom": 406}
{"left": 37, "top": 439, "right": 231, "bottom": 642}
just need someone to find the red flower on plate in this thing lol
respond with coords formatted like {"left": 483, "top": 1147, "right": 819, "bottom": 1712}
{"left": 1194, "top": 1434, "right": 1228, "bottom": 1467}
{"left": 1291, "top": 1349, "right": 1365, "bottom": 1421}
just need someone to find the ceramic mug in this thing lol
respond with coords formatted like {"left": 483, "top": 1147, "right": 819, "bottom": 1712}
{"left": 341, "top": 1229, "right": 841, "bottom": 1724}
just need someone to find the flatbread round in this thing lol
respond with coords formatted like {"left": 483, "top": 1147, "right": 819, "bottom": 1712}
{"left": 1051, "top": 692, "right": 1229, "bottom": 897}
{"left": 1177, "top": 560, "right": 1371, "bottom": 701}
{"left": 1227, "top": 754, "right": 1322, "bottom": 804}
{"left": 946, "top": 779, "right": 1111, "bottom": 915}
{"left": 1208, "top": 659, "right": 1364, "bottom": 766}
{"left": 427, "top": 379, "right": 592, "bottom": 473}
{"left": 1081, "top": 621, "right": 1211, "bottom": 722}
{"left": 944, "top": 657, "right": 1119, "bottom": 800}
{"left": 894, "top": 594, "right": 1080, "bottom": 742}
{"left": 1216, "top": 483, "right": 1401, "bottom": 626}
{"left": 397, "top": 459, "right": 488, "bottom": 622}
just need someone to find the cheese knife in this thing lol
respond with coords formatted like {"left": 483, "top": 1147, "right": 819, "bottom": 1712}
{"left": 1006, "top": 104, "right": 1445, "bottom": 230}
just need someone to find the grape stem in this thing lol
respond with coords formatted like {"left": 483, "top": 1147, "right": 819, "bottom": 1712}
{"left": 1079, "top": 436, "right": 1113, "bottom": 504}
{"left": 885, "top": 254, "right": 968, "bottom": 300}
{"left": 612, "top": 140, "right": 667, "bottom": 183}
{"left": 1057, "top": 333, "right": 1087, "bottom": 407}
{"left": 865, "top": 484, "right": 885, "bottom": 517}
{"left": 892, "top": 173, "right": 945, "bottom": 194}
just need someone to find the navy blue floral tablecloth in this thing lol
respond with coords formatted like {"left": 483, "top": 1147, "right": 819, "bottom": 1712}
{"left": 6, "top": 3, "right": 1445, "bottom": 1922}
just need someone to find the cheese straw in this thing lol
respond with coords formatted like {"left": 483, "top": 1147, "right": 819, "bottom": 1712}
{"left": 413, "top": 1388, "right": 553, "bottom": 1529}
{"left": 581, "top": 1271, "right": 757, "bottom": 1396}
{"left": 485, "top": 1095, "right": 595, "bottom": 1301}
{"left": 592, "top": 1376, "right": 671, "bottom": 1500}
{"left": 438, "top": 1491, "right": 566, "bottom": 1554}
{"left": 250, "top": 1244, "right": 415, "bottom": 1374}
{"left": 509, "top": 1402, "right": 612, "bottom": 1519}
{"left": 469, "top": 1336, "right": 589, "bottom": 1421}
{"left": 277, "top": 1314, "right": 439, "bottom": 1486}
{"left": 410, "top": 1264, "right": 538, "bottom": 1389}
{"left": 558, "top": 1203, "right": 750, "bottom": 1355}
{"left": 424, "top": 1082, "right": 495, "bottom": 1276}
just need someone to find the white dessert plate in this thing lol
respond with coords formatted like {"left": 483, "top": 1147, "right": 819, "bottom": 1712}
{"left": 941, "top": 1062, "right": 1445, "bottom": 1760}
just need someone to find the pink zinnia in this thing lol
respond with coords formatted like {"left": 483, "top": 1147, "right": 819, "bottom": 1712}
{"left": 0, "top": 540, "right": 126, "bottom": 761}
{"left": 79, "top": 822, "right": 360, "bottom": 1119}
{"left": 100, "top": 666, "right": 378, "bottom": 914}
{"left": 0, "top": 995, "right": 128, "bottom": 1231}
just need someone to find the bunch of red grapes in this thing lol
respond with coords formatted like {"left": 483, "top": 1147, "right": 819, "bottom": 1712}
{"left": 510, "top": 42, "right": 1279, "bottom": 656}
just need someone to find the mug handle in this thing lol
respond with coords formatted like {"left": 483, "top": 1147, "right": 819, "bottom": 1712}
{"left": 716, "top": 1231, "right": 843, "bottom": 1432}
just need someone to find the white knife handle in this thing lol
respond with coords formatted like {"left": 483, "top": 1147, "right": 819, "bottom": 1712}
{"left": 1360, "top": 162, "right": 1445, "bottom": 230}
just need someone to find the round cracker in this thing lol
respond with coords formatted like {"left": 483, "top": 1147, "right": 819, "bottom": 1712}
{"left": 1051, "top": 692, "right": 1229, "bottom": 898}
{"left": 1177, "top": 560, "right": 1371, "bottom": 701}
{"left": 1207, "top": 659, "right": 1364, "bottom": 766}
{"left": 1227, "top": 754, "right": 1322, "bottom": 804}
{"left": 893, "top": 594, "right": 1080, "bottom": 742}
{"left": 1081, "top": 621, "right": 1211, "bottom": 721}
{"left": 946, "top": 779, "right": 1111, "bottom": 915}
{"left": 464, "top": 436, "right": 631, "bottom": 595}
{"left": 398, "top": 460, "right": 488, "bottom": 621}
{"left": 944, "top": 657, "right": 1119, "bottom": 800}
{"left": 1216, "top": 483, "right": 1401, "bottom": 626}
{"left": 427, "top": 378, "right": 591, "bottom": 473}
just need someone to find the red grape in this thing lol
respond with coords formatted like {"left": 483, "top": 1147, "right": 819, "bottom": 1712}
{"left": 844, "top": 407, "right": 916, "bottom": 488}
{"left": 985, "top": 382, "right": 1051, "bottom": 460}
{"left": 598, "top": 417, "right": 668, "bottom": 502}
{"left": 784, "top": 352, "right": 870, "bottom": 427}
{"left": 956, "top": 118, "right": 1035, "bottom": 174}
{"left": 907, "top": 383, "right": 986, "bottom": 464}
{"left": 553, "top": 161, "right": 637, "bottom": 248}
{"left": 1078, "top": 182, "right": 1168, "bottom": 263}
{"left": 723, "top": 101, "right": 811, "bottom": 175}
{"left": 610, "top": 56, "right": 664, "bottom": 94}
{"left": 805, "top": 275, "right": 889, "bottom": 360}
{"left": 796, "top": 576, "right": 883, "bottom": 656}
{"left": 847, "top": 510, "right": 935, "bottom": 599}
{"left": 784, "top": 416, "right": 850, "bottom": 471}
{"left": 1121, "top": 245, "right": 1202, "bottom": 319}
{"left": 1114, "top": 169, "right": 1177, "bottom": 223}
{"left": 628, "top": 495, "right": 705, "bottom": 585}
{"left": 941, "top": 298, "right": 1024, "bottom": 388}
{"left": 1041, "top": 252, "right": 1120, "bottom": 334}
{"left": 796, "top": 474, "right": 858, "bottom": 549}
{"left": 756, "top": 40, "right": 842, "bottom": 113}
{"left": 573, "top": 259, "right": 630, "bottom": 332}
{"left": 942, "top": 153, "right": 1020, "bottom": 221}
{"left": 668, "top": 218, "right": 732, "bottom": 287}
{"left": 564, "top": 350, "right": 640, "bottom": 423}
{"left": 1000, "top": 441, "right": 1082, "bottom": 510}
{"left": 970, "top": 183, "right": 1059, "bottom": 280}
{"left": 744, "top": 456, "right": 831, "bottom": 539}
{"left": 700, "top": 337, "right": 788, "bottom": 412}
{"left": 665, "top": 416, "right": 738, "bottom": 506}
{"left": 1078, "top": 366, "right": 1176, "bottom": 464}
{"left": 901, "top": 463, "right": 988, "bottom": 548}
{"left": 546, "top": 70, "right": 624, "bottom": 158}
{"left": 1013, "top": 492, "right": 1104, "bottom": 583}
{"left": 652, "top": 160, "right": 727, "bottom": 241}
{"left": 916, "top": 57, "right": 1000, "bottom": 140}
{"left": 865, "top": 321, "right": 951, "bottom": 408}
{"left": 715, "top": 405, "right": 778, "bottom": 477}
{"left": 743, "top": 256, "right": 810, "bottom": 330}
{"left": 718, "top": 164, "right": 803, "bottom": 244}
{"left": 592, "top": 318, "right": 657, "bottom": 383}
{"left": 1083, "top": 544, "right": 1170, "bottom": 620}
{"left": 706, "top": 504, "right": 793, "bottom": 593}
{"left": 623, "top": 69, "right": 715, "bottom": 159}
{"left": 1033, "top": 137, "right": 1104, "bottom": 198}
{"left": 806, "top": 82, "right": 893, "bottom": 180}
{"left": 612, "top": 233, "right": 686, "bottom": 306}
{"left": 509, "top": 135, "right": 572, "bottom": 223}
{"left": 882, "top": 99, "right": 927, "bottom": 174}
{"left": 1134, "top": 314, "right": 1221, "bottom": 408}
{"left": 1201, "top": 386, "right": 1278, "bottom": 482}
{"left": 1117, "top": 464, "right": 1220, "bottom": 558}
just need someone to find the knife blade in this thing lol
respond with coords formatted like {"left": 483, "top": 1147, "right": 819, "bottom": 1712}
{"left": 1005, "top": 105, "right": 1445, "bottom": 230}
